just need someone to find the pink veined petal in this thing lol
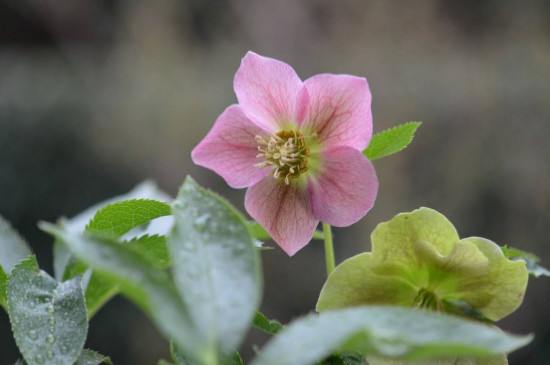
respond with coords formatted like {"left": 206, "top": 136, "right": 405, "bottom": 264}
{"left": 234, "top": 51, "right": 303, "bottom": 131}
{"left": 308, "top": 147, "right": 378, "bottom": 227}
{"left": 297, "top": 74, "right": 372, "bottom": 151}
{"left": 245, "top": 176, "right": 318, "bottom": 256}
{"left": 191, "top": 105, "right": 270, "bottom": 189}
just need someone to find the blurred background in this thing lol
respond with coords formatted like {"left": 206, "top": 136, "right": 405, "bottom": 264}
{"left": 1, "top": 0, "right": 549, "bottom": 363}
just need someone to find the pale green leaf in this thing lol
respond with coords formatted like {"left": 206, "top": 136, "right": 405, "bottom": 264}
{"left": 250, "top": 306, "right": 532, "bottom": 365}
{"left": 0, "top": 216, "right": 32, "bottom": 273}
{"left": 364, "top": 122, "right": 421, "bottom": 160}
{"left": 169, "top": 177, "right": 262, "bottom": 359}
{"left": 40, "top": 223, "right": 206, "bottom": 365}
{"left": 7, "top": 256, "right": 88, "bottom": 365}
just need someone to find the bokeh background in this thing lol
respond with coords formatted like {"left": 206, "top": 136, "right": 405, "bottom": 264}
{"left": 1, "top": 0, "right": 549, "bottom": 363}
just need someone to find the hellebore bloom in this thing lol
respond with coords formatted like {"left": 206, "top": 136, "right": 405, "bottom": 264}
{"left": 316, "top": 207, "right": 529, "bottom": 322}
{"left": 192, "top": 52, "right": 378, "bottom": 255}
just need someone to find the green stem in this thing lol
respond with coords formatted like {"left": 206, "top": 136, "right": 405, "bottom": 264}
{"left": 323, "top": 223, "right": 335, "bottom": 277}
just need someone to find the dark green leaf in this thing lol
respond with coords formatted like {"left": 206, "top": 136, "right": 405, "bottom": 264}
{"left": 169, "top": 177, "right": 262, "bottom": 359}
{"left": 364, "top": 122, "right": 421, "bottom": 160}
{"left": 7, "top": 256, "right": 88, "bottom": 365}
{"left": 86, "top": 199, "right": 171, "bottom": 238}
{"left": 250, "top": 306, "right": 532, "bottom": 365}
{"left": 253, "top": 311, "right": 284, "bottom": 335}
{"left": 74, "top": 349, "right": 113, "bottom": 365}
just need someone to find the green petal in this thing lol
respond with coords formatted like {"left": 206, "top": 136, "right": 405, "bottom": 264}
{"left": 316, "top": 253, "right": 417, "bottom": 311}
{"left": 456, "top": 237, "right": 528, "bottom": 321}
{"left": 371, "top": 208, "right": 460, "bottom": 267}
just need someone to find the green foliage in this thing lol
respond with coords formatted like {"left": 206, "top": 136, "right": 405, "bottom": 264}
{"left": 0, "top": 216, "right": 33, "bottom": 310}
{"left": 169, "top": 176, "right": 262, "bottom": 360}
{"left": 55, "top": 199, "right": 173, "bottom": 318}
{"left": 250, "top": 306, "right": 532, "bottom": 365}
{"left": 503, "top": 246, "right": 550, "bottom": 278}
{"left": 41, "top": 223, "right": 204, "bottom": 362}
{"left": 7, "top": 256, "right": 88, "bottom": 365}
{"left": 253, "top": 311, "right": 284, "bottom": 335}
{"left": 364, "top": 122, "right": 421, "bottom": 160}
{"left": 85, "top": 199, "right": 171, "bottom": 237}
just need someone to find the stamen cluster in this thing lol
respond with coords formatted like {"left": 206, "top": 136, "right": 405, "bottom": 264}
{"left": 255, "top": 130, "right": 310, "bottom": 185}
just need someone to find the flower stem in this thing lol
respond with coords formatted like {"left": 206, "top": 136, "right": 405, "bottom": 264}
{"left": 323, "top": 223, "right": 335, "bottom": 277}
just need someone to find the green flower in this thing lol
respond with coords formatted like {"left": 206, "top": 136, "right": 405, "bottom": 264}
{"left": 317, "top": 207, "right": 528, "bottom": 322}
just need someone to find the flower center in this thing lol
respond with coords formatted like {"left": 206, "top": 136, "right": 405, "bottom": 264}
{"left": 413, "top": 288, "right": 442, "bottom": 311}
{"left": 255, "top": 130, "right": 311, "bottom": 185}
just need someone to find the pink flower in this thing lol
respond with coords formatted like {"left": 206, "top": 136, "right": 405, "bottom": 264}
{"left": 192, "top": 52, "right": 378, "bottom": 256}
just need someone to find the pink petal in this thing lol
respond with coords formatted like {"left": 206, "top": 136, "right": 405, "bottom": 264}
{"left": 191, "top": 105, "right": 270, "bottom": 189}
{"left": 297, "top": 74, "right": 372, "bottom": 151}
{"left": 245, "top": 177, "right": 318, "bottom": 256}
{"left": 308, "top": 147, "right": 378, "bottom": 226}
{"left": 234, "top": 51, "right": 303, "bottom": 131}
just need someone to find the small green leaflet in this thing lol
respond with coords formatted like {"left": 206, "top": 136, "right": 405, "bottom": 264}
{"left": 7, "top": 256, "right": 88, "bottom": 365}
{"left": 502, "top": 246, "right": 550, "bottom": 278}
{"left": 253, "top": 311, "right": 284, "bottom": 335}
{"left": 250, "top": 306, "right": 532, "bottom": 365}
{"left": 15, "top": 349, "right": 112, "bottom": 365}
{"left": 364, "top": 122, "right": 421, "bottom": 160}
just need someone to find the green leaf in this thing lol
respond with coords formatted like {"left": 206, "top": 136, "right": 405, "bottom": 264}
{"left": 74, "top": 349, "right": 113, "bottom": 365}
{"left": 247, "top": 221, "right": 324, "bottom": 241}
{"left": 503, "top": 246, "right": 550, "bottom": 278}
{"left": 171, "top": 341, "right": 192, "bottom": 365}
{"left": 253, "top": 311, "right": 284, "bottom": 335}
{"left": 364, "top": 122, "right": 421, "bottom": 160}
{"left": 169, "top": 177, "right": 262, "bottom": 359}
{"left": 250, "top": 306, "right": 532, "bottom": 365}
{"left": 85, "top": 199, "right": 171, "bottom": 238}
{"left": 122, "top": 234, "right": 170, "bottom": 269}
{"left": 158, "top": 361, "right": 174, "bottom": 365}
{"left": 1, "top": 266, "right": 8, "bottom": 311}
{"left": 0, "top": 216, "right": 33, "bottom": 272}
{"left": 39, "top": 223, "right": 206, "bottom": 365}
{"left": 7, "top": 256, "right": 88, "bottom": 365}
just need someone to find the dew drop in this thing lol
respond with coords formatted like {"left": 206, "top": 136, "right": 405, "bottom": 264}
{"left": 46, "top": 304, "right": 54, "bottom": 313}
{"left": 46, "top": 350, "right": 54, "bottom": 359}
{"left": 60, "top": 345, "right": 68, "bottom": 354}
{"left": 47, "top": 334, "right": 55, "bottom": 343}
{"left": 193, "top": 214, "right": 210, "bottom": 232}
{"left": 28, "top": 330, "right": 38, "bottom": 340}
{"left": 48, "top": 317, "right": 55, "bottom": 326}
{"left": 35, "top": 354, "right": 45, "bottom": 364}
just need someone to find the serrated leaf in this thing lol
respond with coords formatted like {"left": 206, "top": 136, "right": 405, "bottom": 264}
{"left": 250, "top": 306, "right": 532, "bottom": 365}
{"left": 364, "top": 122, "right": 421, "bottom": 160}
{"left": 7, "top": 256, "right": 88, "bottom": 365}
{"left": 503, "top": 246, "right": 550, "bottom": 278}
{"left": 74, "top": 349, "right": 113, "bottom": 365}
{"left": 253, "top": 311, "right": 284, "bottom": 335}
{"left": 40, "top": 223, "right": 206, "bottom": 365}
{"left": 122, "top": 234, "right": 170, "bottom": 269}
{"left": 169, "top": 177, "right": 262, "bottom": 361}
{"left": 86, "top": 199, "right": 171, "bottom": 238}
{"left": 0, "top": 216, "right": 33, "bottom": 273}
